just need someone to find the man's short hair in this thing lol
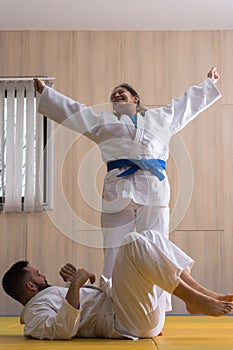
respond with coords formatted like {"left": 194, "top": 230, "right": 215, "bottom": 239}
{"left": 2, "top": 261, "right": 29, "bottom": 303}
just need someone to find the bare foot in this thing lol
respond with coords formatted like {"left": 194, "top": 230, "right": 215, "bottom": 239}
{"left": 179, "top": 270, "right": 233, "bottom": 302}
{"left": 217, "top": 294, "right": 233, "bottom": 302}
{"left": 173, "top": 279, "right": 233, "bottom": 317}
{"left": 186, "top": 295, "right": 233, "bottom": 317}
{"left": 200, "top": 289, "right": 233, "bottom": 302}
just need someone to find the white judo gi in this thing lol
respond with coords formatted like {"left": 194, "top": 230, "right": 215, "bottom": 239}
{"left": 38, "top": 77, "right": 221, "bottom": 277}
{"left": 20, "top": 230, "right": 193, "bottom": 340}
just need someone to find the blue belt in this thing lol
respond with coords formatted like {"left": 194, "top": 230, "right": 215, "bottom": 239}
{"left": 107, "top": 158, "right": 166, "bottom": 181}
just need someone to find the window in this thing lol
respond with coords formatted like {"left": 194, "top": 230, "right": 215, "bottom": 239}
{"left": 0, "top": 77, "right": 54, "bottom": 212}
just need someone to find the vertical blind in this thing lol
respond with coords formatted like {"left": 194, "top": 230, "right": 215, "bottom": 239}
{"left": 0, "top": 78, "right": 54, "bottom": 213}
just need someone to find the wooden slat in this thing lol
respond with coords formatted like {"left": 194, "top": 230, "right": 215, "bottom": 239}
{"left": 0, "top": 215, "right": 26, "bottom": 315}
{"left": 169, "top": 230, "right": 224, "bottom": 314}
{"left": 220, "top": 31, "right": 233, "bottom": 104}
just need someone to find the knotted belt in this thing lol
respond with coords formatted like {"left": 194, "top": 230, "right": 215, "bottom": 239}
{"left": 107, "top": 158, "right": 166, "bottom": 181}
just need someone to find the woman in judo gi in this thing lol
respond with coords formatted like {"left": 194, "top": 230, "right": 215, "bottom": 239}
{"left": 34, "top": 67, "right": 221, "bottom": 281}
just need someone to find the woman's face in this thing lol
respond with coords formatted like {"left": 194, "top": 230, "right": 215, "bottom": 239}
{"left": 110, "top": 86, "right": 139, "bottom": 115}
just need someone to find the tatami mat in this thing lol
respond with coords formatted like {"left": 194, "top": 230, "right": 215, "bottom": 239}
{"left": 1, "top": 316, "right": 233, "bottom": 350}
{"left": 0, "top": 317, "right": 157, "bottom": 350}
{"left": 154, "top": 315, "right": 233, "bottom": 349}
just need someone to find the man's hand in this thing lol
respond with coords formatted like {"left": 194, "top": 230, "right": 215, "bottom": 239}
{"left": 33, "top": 78, "right": 45, "bottom": 94}
{"left": 72, "top": 268, "right": 96, "bottom": 287}
{"left": 60, "top": 263, "right": 95, "bottom": 285}
{"left": 207, "top": 67, "right": 220, "bottom": 84}
{"left": 60, "top": 263, "right": 77, "bottom": 282}
{"left": 64, "top": 266, "right": 96, "bottom": 309}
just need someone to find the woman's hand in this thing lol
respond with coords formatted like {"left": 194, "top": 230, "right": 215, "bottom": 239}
{"left": 33, "top": 77, "right": 45, "bottom": 94}
{"left": 207, "top": 67, "right": 220, "bottom": 84}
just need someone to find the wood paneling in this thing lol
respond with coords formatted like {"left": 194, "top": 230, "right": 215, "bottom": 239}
{"left": 0, "top": 215, "right": 26, "bottom": 315}
{"left": 170, "top": 103, "right": 223, "bottom": 231}
{"left": 72, "top": 31, "right": 123, "bottom": 104}
{"left": 169, "top": 230, "right": 224, "bottom": 314}
{"left": 221, "top": 105, "right": 233, "bottom": 292}
{"left": 122, "top": 31, "right": 221, "bottom": 105}
{"left": 26, "top": 213, "right": 103, "bottom": 287}
{"left": 220, "top": 31, "right": 233, "bottom": 104}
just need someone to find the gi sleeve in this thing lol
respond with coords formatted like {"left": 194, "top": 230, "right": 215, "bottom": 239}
{"left": 22, "top": 299, "right": 81, "bottom": 340}
{"left": 168, "top": 77, "right": 221, "bottom": 134}
{"left": 38, "top": 86, "right": 103, "bottom": 137}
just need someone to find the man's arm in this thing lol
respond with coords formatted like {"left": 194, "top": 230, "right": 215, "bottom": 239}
{"left": 21, "top": 267, "right": 96, "bottom": 340}
{"left": 62, "top": 266, "right": 96, "bottom": 309}
{"left": 21, "top": 290, "right": 81, "bottom": 340}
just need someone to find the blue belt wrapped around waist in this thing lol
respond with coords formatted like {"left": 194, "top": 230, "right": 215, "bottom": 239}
{"left": 107, "top": 158, "right": 166, "bottom": 181}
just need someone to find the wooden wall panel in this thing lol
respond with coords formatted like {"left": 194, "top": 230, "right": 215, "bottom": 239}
{"left": 171, "top": 104, "right": 223, "bottom": 231}
{"left": 24, "top": 31, "right": 75, "bottom": 95}
{"left": 122, "top": 31, "right": 221, "bottom": 105}
{"left": 72, "top": 31, "right": 123, "bottom": 104}
{"left": 0, "top": 31, "right": 74, "bottom": 94}
{"left": 70, "top": 31, "right": 123, "bottom": 251}
{"left": 0, "top": 32, "right": 26, "bottom": 76}
{"left": 65, "top": 136, "right": 103, "bottom": 230}
{"left": 26, "top": 213, "right": 73, "bottom": 286}
{"left": 220, "top": 31, "right": 233, "bottom": 104}
{"left": 221, "top": 105, "right": 233, "bottom": 292}
{"left": 26, "top": 214, "right": 103, "bottom": 287}
{"left": 169, "top": 230, "right": 224, "bottom": 314}
{"left": 122, "top": 31, "right": 172, "bottom": 105}
{"left": 0, "top": 215, "right": 26, "bottom": 315}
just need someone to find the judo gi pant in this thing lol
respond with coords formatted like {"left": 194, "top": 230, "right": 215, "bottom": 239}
{"left": 111, "top": 230, "right": 193, "bottom": 338}
{"left": 101, "top": 203, "right": 169, "bottom": 277}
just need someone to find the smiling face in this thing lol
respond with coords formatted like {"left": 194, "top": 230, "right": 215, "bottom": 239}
{"left": 110, "top": 85, "right": 139, "bottom": 116}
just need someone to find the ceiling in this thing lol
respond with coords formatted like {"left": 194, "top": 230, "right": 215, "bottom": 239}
{"left": 1, "top": 0, "right": 233, "bottom": 31}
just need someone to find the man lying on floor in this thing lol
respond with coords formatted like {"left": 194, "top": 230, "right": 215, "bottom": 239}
{"left": 2, "top": 230, "right": 233, "bottom": 340}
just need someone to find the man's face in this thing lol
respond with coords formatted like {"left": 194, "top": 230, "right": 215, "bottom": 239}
{"left": 24, "top": 266, "right": 50, "bottom": 291}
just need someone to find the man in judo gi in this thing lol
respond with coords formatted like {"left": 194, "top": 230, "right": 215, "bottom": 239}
{"left": 2, "top": 230, "right": 233, "bottom": 340}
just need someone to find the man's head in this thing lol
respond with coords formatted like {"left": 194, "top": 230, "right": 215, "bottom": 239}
{"left": 2, "top": 261, "right": 50, "bottom": 305}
